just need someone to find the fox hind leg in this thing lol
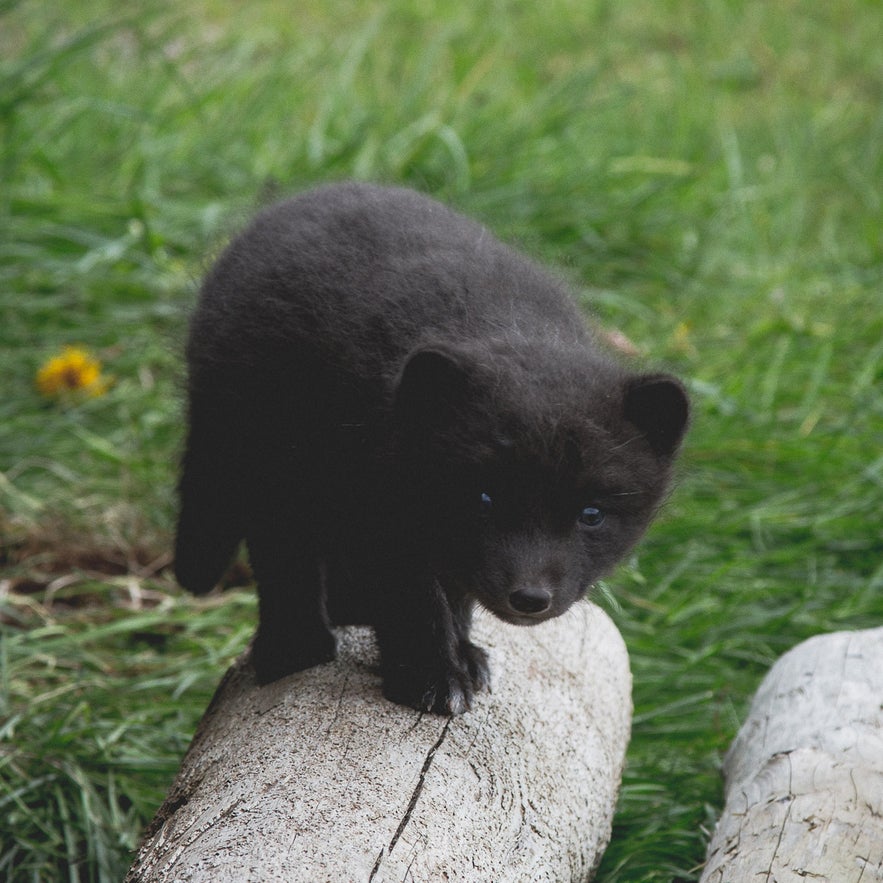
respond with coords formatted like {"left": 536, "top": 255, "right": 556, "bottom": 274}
{"left": 174, "top": 409, "right": 244, "bottom": 594}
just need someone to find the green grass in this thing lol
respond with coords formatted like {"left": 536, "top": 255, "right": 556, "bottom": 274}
{"left": 1, "top": 0, "right": 881, "bottom": 880}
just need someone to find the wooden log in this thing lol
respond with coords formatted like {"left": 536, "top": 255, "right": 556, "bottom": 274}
{"left": 701, "top": 627, "right": 883, "bottom": 883}
{"left": 126, "top": 602, "right": 631, "bottom": 882}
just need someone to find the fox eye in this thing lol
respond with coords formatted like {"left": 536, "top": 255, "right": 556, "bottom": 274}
{"left": 479, "top": 492, "right": 493, "bottom": 517}
{"left": 578, "top": 506, "right": 605, "bottom": 528}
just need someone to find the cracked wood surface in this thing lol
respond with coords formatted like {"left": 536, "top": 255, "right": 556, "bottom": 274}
{"left": 126, "top": 602, "right": 631, "bottom": 882}
{"left": 700, "top": 627, "right": 883, "bottom": 883}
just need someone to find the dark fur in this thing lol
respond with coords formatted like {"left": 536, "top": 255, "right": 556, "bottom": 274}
{"left": 175, "top": 182, "right": 689, "bottom": 714}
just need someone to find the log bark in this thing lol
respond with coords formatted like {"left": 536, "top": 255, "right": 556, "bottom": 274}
{"left": 126, "top": 602, "right": 631, "bottom": 883}
{"left": 701, "top": 627, "right": 883, "bottom": 883}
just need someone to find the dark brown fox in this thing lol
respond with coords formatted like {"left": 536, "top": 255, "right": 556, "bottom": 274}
{"left": 175, "top": 182, "right": 689, "bottom": 714}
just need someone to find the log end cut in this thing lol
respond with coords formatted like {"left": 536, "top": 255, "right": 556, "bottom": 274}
{"left": 127, "top": 602, "right": 632, "bottom": 883}
{"left": 701, "top": 627, "right": 883, "bottom": 883}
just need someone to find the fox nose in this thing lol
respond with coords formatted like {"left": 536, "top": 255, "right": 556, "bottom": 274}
{"left": 508, "top": 586, "right": 552, "bottom": 615}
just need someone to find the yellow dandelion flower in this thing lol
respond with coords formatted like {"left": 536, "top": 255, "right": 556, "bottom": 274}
{"left": 35, "top": 346, "right": 110, "bottom": 399}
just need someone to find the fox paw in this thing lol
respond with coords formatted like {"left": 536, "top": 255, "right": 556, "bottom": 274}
{"left": 381, "top": 644, "right": 491, "bottom": 715}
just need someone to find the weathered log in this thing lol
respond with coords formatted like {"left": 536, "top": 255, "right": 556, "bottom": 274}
{"left": 126, "top": 602, "right": 631, "bottom": 882}
{"left": 701, "top": 627, "right": 883, "bottom": 883}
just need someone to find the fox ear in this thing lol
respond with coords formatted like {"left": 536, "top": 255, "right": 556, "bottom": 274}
{"left": 624, "top": 374, "right": 690, "bottom": 456}
{"left": 394, "top": 344, "right": 475, "bottom": 426}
